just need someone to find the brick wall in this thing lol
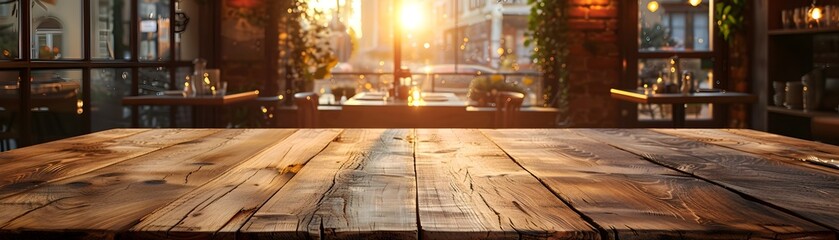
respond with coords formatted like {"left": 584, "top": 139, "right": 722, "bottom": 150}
{"left": 565, "top": 0, "right": 621, "bottom": 127}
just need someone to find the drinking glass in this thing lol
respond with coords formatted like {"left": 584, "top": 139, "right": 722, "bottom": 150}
{"left": 794, "top": 8, "right": 805, "bottom": 29}
{"left": 782, "top": 10, "right": 793, "bottom": 29}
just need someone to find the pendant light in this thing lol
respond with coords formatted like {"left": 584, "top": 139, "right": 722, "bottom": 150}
{"left": 647, "top": 1, "right": 660, "bottom": 13}
{"left": 688, "top": 0, "right": 702, "bottom": 7}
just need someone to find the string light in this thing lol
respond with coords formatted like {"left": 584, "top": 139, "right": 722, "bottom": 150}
{"left": 810, "top": 3, "right": 823, "bottom": 20}
{"left": 647, "top": 1, "right": 659, "bottom": 12}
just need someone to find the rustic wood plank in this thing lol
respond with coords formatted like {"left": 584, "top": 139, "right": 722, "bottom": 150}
{"left": 483, "top": 129, "right": 832, "bottom": 239}
{"left": 0, "top": 129, "right": 214, "bottom": 200}
{"left": 723, "top": 129, "right": 839, "bottom": 155}
{"left": 0, "top": 128, "right": 148, "bottom": 156}
{"left": 415, "top": 129, "right": 597, "bottom": 240}
{"left": 580, "top": 128, "right": 839, "bottom": 233}
{"left": 725, "top": 129, "right": 839, "bottom": 169}
{"left": 654, "top": 129, "right": 839, "bottom": 173}
{"left": 241, "top": 129, "right": 417, "bottom": 240}
{"left": 0, "top": 129, "right": 297, "bottom": 239}
{"left": 128, "top": 129, "right": 342, "bottom": 239}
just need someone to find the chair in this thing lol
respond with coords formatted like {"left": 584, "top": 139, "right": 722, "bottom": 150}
{"left": 0, "top": 111, "right": 17, "bottom": 152}
{"left": 495, "top": 91, "right": 524, "bottom": 128}
{"left": 294, "top": 92, "right": 319, "bottom": 128}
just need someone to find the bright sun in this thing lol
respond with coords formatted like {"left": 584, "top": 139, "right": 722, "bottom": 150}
{"left": 400, "top": 1, "right": 424, "bottom": 30}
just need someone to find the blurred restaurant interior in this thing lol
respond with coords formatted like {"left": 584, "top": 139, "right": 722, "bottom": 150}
{"left": 0, "top": 0, "right": 837, "bottom": 150}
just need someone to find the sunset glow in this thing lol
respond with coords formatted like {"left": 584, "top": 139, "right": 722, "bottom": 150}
{"left": 401, "top": 1, "right": 424, "bottom": 30}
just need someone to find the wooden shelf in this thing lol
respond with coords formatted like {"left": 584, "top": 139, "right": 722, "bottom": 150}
{"left": 767, "top": 106, "right": 839, "bottom": 118}
{"left": 768, "top": 27, "right": 839, "bottom": 36}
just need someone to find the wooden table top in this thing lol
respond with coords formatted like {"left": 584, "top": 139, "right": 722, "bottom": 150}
{"left": 610, "top": 88, "right": 757, "bottom": 104}
{"left": 0, "top": 129, "right": 837, "bottom": 239}
{"left": 121, "top": 91, "right": 259, "bottom": 106}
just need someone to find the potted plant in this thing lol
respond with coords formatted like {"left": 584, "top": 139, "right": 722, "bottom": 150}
{"left": 283, "top": 0, "right": 338, "bottom": 94}
{"left": 467, "top": 75, "right": 525, "bottom": 107}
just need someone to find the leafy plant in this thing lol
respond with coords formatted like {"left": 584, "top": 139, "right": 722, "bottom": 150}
{"left": 715, "top": 0, "right": 745, "bottom": 44}
{"left": 640, "top": 23, "right": 677, "bottom": 50}
{"left": 525, "top": 0, "right": 569, "bottom": 113}
{"left": 280, "top": 0, "right": 338, "bottom": 94}
{"left": 467, "top": 75, "right": 525, "bottom": 106}
{"left": 0, "top": 24, "right": 18, "bottom": 59}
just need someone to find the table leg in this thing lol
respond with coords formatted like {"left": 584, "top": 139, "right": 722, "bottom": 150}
{"left": 212, "top": 106, "right": 219, "bottom": 128}
{"left": 192, "top": 106, "right": 224, "bottom": 128}
{"left": 671, "top": 103, "right": 686, "bottom": 128}
{"left": 191, "top": 106, "right": 198, "bottom": 128}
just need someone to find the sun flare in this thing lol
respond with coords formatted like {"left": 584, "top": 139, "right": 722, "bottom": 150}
{"left": 401, "top": 1, "right": 424, "bottom": 30}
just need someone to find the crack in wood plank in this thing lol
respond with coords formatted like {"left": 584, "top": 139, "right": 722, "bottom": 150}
{"left": 482, "top": 129, "right": 832, "bottom": 239}
{"left": 416, "top": 129, "right": 597, "bottom": 240}
{"left": 577, "top": 129, "right": 838, "bottom": 237}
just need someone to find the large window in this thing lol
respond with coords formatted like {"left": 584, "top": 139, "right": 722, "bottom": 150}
{"left": 311, "top": 0, "right": 542, "bottom": 106}
{"left": 0, "top": 0, "right": 207, "bottom": 150}
{"left": 626, "top": 0, "right": 723, "bottom": 126}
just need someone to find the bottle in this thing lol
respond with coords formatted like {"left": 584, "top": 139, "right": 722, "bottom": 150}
{"left": 183, "top": 75, "right": 196, "bottom": 97}
{"left": 525, "top": 88, "right": 537, "bottom": 106}
{"left": 681, "top": 71, "right": 694, "bottom": 95}
{"left": 192, "top": 58, "right": 207, "bottom": 95}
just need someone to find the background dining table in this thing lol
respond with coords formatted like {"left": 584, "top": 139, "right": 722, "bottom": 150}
{"left": 0, "top": 128, "right": 837, "bottom": 239}
{"left": 121, "top": 91, "right": 259, "bottom": 128}
{"left": 610, "top": 88, "right": 757, "bottom": 127}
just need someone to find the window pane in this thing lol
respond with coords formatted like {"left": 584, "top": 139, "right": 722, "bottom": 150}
{"left": 291, "top": 0, "right": 541, "bottom": 105}
{"left": 91, "top": 68, "right": 131, "bottom": 131}
{"left": 139, "top": 0, "right": 171, "bottom": 61}
{"left": 0, "top": 71, "right": 20, "bottom": 150}
{"left": 637, "top": 58, "right": 714, "bottom": 121}
{"left": 139, "top": 67, "right": 170, "bottom": 127}
{"left": 0, "top": 0, "right": 19, "bottom": 60}
{"left": 638, "top": 0, "right": 712, "bottom": 52}
{"left": 31, "top": 0, "right": 83, "bottom": 60}
{"left": 92, "top": 0, "right": 131, "bottom": 60}
{"left": 31, "top": 69, "right": 84, "bottom": 143}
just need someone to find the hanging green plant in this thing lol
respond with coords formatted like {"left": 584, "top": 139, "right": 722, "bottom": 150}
{"left": 715, "top": 0, "right": 745, "bottom": 44}
{"left": 525, "top": 0, "right": 569, "bottom": 113}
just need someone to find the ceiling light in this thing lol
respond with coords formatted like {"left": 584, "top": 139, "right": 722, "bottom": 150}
{"left": 688, "top": 0, "right": 701, "bottom": 7}
{"left": 647, "top": 1, "right": 660, "bottom": 12}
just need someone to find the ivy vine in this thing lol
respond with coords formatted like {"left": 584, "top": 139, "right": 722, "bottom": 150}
{"left": 715, "top": 0, "right": 745, "bottom": 44}
{"left": 525, "top": 0, "right": 569, "bottom": 117}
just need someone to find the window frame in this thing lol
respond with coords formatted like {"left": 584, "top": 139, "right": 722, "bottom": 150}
{"left": 620, "top": 0, "right": 728, "bottom": 128}
{"left": 0, "top": 0, "right": 208, "bottom": 147}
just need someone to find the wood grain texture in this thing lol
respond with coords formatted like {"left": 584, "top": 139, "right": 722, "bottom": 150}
{"left": 415, "top": 129, "right": 597, "bottom": 240}
{"left": 241, "top": 129, "right": 417, "bottom": 240}
{"left": 725, "top": 129, "right": 839, "bottom": 168}
{"left": 483, "top": 129, "right": 831, "bottom": 239}
{"left": 654, "top": 129, "right": 839, "bottom": 173}
{"left": 721, "top": 129, "right": 839, "bottom": 154}
{"left": 0, "top": 129, "right": 296, "bottom": 239}
{"left": 580, "top": 128, "right": 839, "bottom": 233}
{"left": 0, "top": 129, "right": 210, "bottom": 200}
{"left": 128, "top": 129, "right": 342, "bottom": 240}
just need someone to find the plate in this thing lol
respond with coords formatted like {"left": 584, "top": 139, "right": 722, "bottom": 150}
{"left": 355, "top": 96, "right": 385, "bottom": 101}
{"left": 162, "top": 90, "right": 184, "bottom": 96}
{"left": 422, "top": 96, "right": 449, "bottom": 102}
{"left": 422, "top": 95, "right": 449, "bottom": 102}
